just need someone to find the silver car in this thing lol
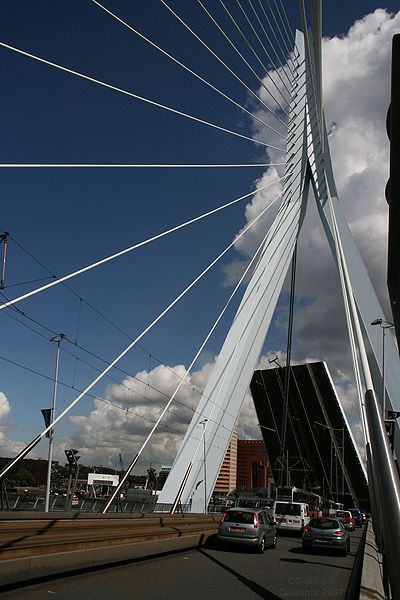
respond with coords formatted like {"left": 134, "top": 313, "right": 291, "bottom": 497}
{"left": 302, "top": 517, "right": 350, "bottom": 556}
{"left": 217, "top": 507, "right": 277, "bottom": 553}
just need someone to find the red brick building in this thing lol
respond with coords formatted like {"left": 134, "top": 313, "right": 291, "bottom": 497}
{"left": 236, "top": 439, "right": 274, "bottom": 495}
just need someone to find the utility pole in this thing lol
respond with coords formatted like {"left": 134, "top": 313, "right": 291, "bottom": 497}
{"left": 0, "top": 232, "right": 8, "bottom": 290}
{"left": 44, "top": 333, "right": 67, "bottom": 512}
{"left": 200, "top": 419, "right": 208, "bottom": 513}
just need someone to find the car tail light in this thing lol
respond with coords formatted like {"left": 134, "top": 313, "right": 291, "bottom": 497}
{"left": 334, "top": 530, "right": 345, "bottom": 536}
{"left": 303, "top": 527, "right": 311, "bottom": 534}
{"left": 253, "top": 514, "right": 258, "bottom": 529}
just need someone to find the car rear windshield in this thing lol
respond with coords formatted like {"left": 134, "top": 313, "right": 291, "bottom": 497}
{"left": 310, "top": 518, "right": 340, "bottom": 529}
{"left": 223, "top": 511, "right": 255, "bottom": 524}
{"left": 275, "top": 502, "right": 301, "bottom": 516}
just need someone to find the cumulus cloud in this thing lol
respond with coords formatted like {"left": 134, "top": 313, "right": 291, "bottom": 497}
{"left": 222, "top": 9, "right": 400, "bottom": 457}
{"left": 68, "top": 362, "right": 215, "bottom": 470}
{"left": 51, "top": 9, "right": 399, "bottom": 472}
{"left": 0, "top": 392, "right": 27, "bottom": 457}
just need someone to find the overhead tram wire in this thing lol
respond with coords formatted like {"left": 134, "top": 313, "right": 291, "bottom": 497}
{"left": 246, "top": 0, "right": 294, "bottom": 83}
{"left": 0, "top": 42, "right": 284, "bottom": 153}
{"left": 229, "top": 0, "right": 292, "bottom": 98}
{"left": 1, "top": 152, "right": 304, "bottom": 481}
{"left": 89, "top": 0, "right": 287, "bottom": 140}
{"left": 2, "top": 172, "right": 292, "bottom": 405}
{"left": 159, "top": 0, "right": 288, "bottom": 129}
{"left": 0, "top": 173, "right": 295, "bottom": 481}
{"left": 0, "top": 130, "right": 305, "bottom": 417}
{"left": 196, "top": 0, "right": 290, "bottom": 118}
{"left": 0, "top": 176, "right": 289, "bottom": 311}
{"left": 0, "top": 354, "right": 230, "bottom": 455}
{"left": 0, "top": 291, "right": 247, "bottom": 438}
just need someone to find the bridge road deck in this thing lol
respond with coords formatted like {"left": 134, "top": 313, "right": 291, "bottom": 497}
{"left": 0, "top": 528, "right": 364, "bottom": 599}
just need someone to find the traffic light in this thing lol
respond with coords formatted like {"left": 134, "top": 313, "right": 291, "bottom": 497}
{"left": 65, "top": 449, "right": 80, "bottom": 467}
{"left": 386, "top": 34, "right": 400, "bottom": 345}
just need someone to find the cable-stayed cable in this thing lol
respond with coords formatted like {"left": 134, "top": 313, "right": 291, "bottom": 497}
{"left": 90, "top": 0, "right": 287, "bottom": 140}
{"left": 159, "top": 0, "right": 288, "bottom": 129}
{"left": 229, "top": 0, "right": 292, "bottom": 98}
{"left": 0, "top": 176, "right": 289, "bottom": 311}
{"left": 246, "top": 0, "right": 294, "bottom": 82}
{"left": 197, "top": 0, "right": 289, "bottom": 117}
{"left": 0, "top": 42, "right": 283, "bottom": 152}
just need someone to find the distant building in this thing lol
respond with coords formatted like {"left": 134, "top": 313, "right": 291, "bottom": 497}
{"left": 157, "top": 465, "right": 172, "bottom": 490}
{"left": 236, "top": 439, "right": 274, "bottom": 496}
{"left": 213, "top": 427, "right": 238, "bottom": 495}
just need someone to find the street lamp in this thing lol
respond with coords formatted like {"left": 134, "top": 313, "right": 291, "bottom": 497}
{"left": 371, "top": 318, "right": 395, "bottom": 417}
{"left": 44, "top": 333, "right": 67, "bottom": 512}
{"left": 199, "top": 419, "right": 208, "bottom": 514}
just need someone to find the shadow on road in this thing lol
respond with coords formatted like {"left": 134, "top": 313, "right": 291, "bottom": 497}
{"left": 197, "top": 547, "right": 282, "bottom": 600}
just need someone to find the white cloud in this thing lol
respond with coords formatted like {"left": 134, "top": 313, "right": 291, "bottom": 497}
{"left": 0, "top": 392, "right": 27, "bottom": 457}
{"left": 17, "top": 8, "right": 398, "bottom": 474}
{"left": 68, "top": 362, "right": 215, "bottom": 470}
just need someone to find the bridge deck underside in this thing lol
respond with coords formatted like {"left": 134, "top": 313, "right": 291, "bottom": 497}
{"left": 250, "top": 362, "right": 369, "bottom": 509}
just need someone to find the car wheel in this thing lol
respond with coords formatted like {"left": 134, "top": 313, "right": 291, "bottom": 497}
{"left": 271, "top": 534, "right": 277, "bottom": 549}
{"left": 347, "top": 540, "right": 350, "bottom": 552}
{"left": 258, "top": 537, "right": 266, "bottom": 553}
{"left": 302, "top": 543, "right": 309, "bottom": 553}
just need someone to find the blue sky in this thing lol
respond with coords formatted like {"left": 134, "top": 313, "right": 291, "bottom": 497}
{"left": 0, "top": 1, "right": 399, "bottom": 471}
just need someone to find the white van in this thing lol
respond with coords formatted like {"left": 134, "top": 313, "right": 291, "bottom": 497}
{"left": 274, "top": 501, "right": 310, "bottom": 533}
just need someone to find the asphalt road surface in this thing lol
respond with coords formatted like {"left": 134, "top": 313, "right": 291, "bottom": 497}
{"left": 1, "top": 528, "right": 364, "bottom": 600}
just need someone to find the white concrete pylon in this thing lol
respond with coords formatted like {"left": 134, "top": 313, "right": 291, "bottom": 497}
{"left": 159, "top": 31, "right": 311, "bottom": 512}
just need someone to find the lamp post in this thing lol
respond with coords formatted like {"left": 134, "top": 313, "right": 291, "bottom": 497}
{"left": 371, "top": 319, "right": 395, "bottom": 417}
{"left": 199, "top": 419, "right": 208, "bottom": 514}
{"left": 44, "top": 333, "right": 67, "bottom": 512}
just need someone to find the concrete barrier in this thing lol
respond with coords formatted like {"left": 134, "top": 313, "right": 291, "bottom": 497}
{"left": 359, "top": 521, "right": 386, "bottom": 600}
{"left": 0, "top": 513, "right": 218, "bottom": 587}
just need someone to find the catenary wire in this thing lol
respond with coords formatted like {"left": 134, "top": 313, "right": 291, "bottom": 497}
{"left": 0, "top": 354, "right": 230, "bottom": 454}
{"left": 0, "top": 176, "right": 299, "bottom": 479}
{"left": 0, "top": 41, "right": 283, "bottom": 152}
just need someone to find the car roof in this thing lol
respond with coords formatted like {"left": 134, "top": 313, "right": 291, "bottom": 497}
{"left": 225, "top": 507, "right": 264, "bottom": 513}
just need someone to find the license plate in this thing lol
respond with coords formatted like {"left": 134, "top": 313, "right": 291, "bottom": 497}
{"left": 316, "top": 539, "right": 329, "bottom": 544}
{"left": 230, "top": 527, "right": 245, "bottom": 533}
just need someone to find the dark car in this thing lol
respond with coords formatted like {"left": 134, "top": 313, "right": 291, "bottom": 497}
{"left": 346, "top": 508, "right": 362, "bottom": 527}
{"left": 217, "top": 507, "right": 277, "bottom": 553}
{"left": 302, "top": 517, "right": 350, "bottom": 556}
